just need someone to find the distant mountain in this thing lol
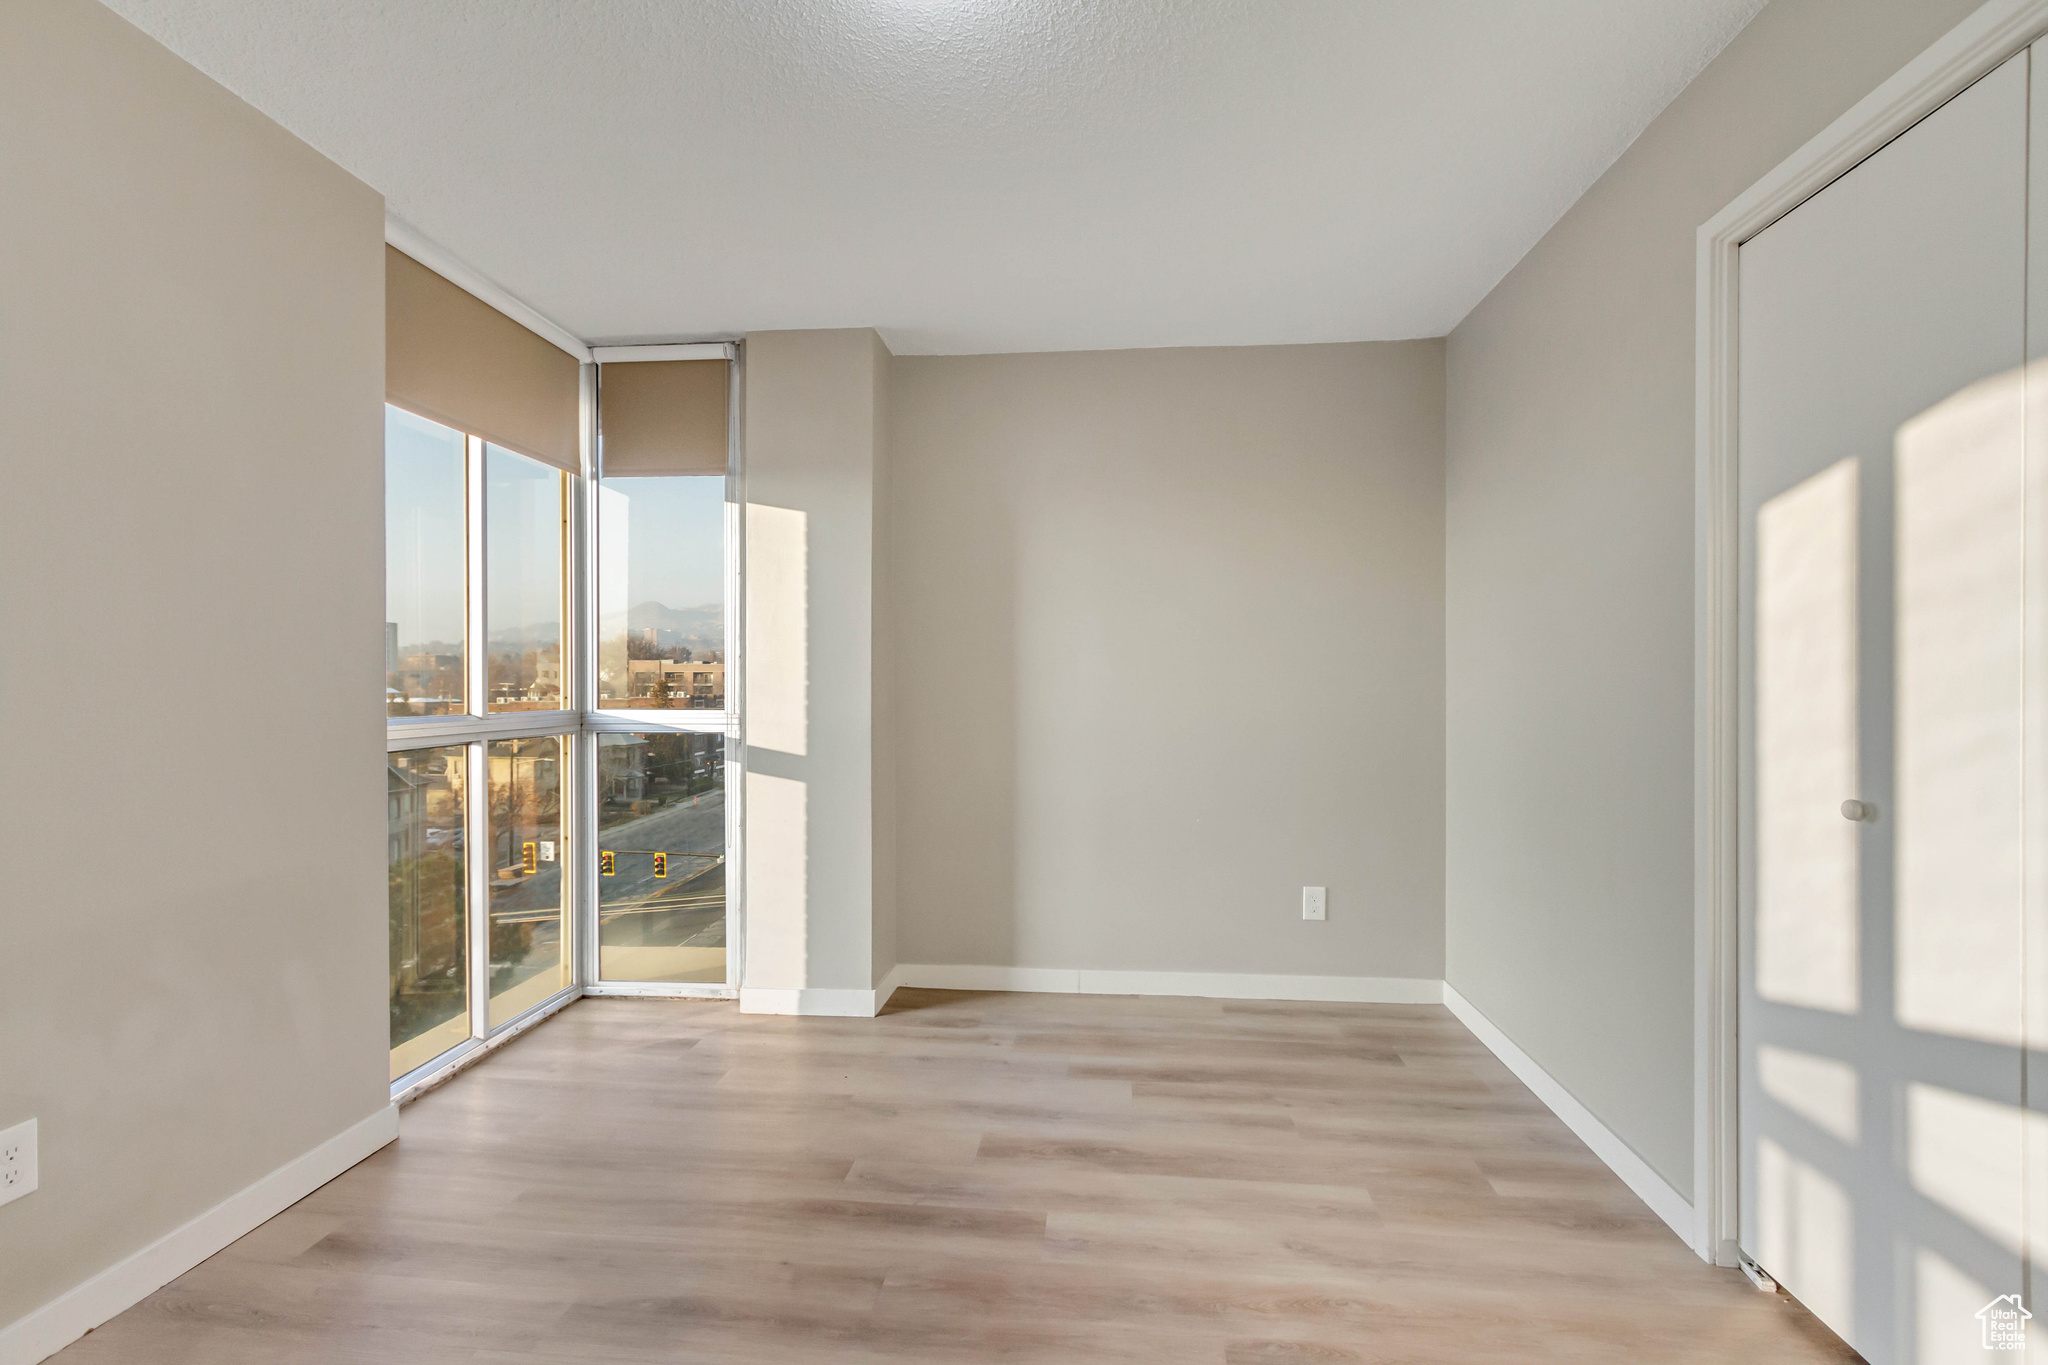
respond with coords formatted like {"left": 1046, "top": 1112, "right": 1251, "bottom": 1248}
{"left": 599, "top": 601, "right": 724, "bottom": 651}
{"left": 459, "top": 602, "right": 725, "bottom": 650}
{"left": 620, "top": 601, "right": 720, "bottom": 633}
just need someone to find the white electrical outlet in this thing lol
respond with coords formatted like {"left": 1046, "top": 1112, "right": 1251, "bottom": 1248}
{"left": 1302, "top": 886, "right": 1327, "bottom": 921}
{"left": 0, "top": 1119, "right": 36, "bottom": 1208}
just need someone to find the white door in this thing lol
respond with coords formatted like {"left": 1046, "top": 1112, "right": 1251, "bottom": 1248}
{"left": 1737, "top": 49, "right": 2029, "bottom": 1364}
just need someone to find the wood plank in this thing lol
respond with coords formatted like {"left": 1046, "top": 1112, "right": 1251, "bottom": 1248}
{"left": 48, "top": 991, "right": 1855, "bottom": 1363}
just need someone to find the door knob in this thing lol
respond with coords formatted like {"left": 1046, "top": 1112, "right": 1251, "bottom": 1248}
{"left": 1841, "top": 799, "right": 1878, "bottom": 822}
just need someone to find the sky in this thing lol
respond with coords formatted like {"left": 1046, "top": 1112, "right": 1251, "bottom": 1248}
{"left": 386, "top": 404, "right": 725, "bottom": 653}
{"left": 598, "top": 476, "right": 725, "bottom": 623}
{"left": 487, "top": 443, "right": 563, "bottom": 644}
{"left": 387, "top": 405, "right": 466, "bottom": 649}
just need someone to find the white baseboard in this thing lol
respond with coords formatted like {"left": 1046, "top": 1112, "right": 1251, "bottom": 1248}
{"left": 875, "top": 963, "right": 906, "bottom": 1011}
{"left": 889, "top": 963, "right": 1443, "bottom": 1005}
{"left": 738, "top": 986, "right": 883, "bottom": 1017}
{"left": 895, "top": 963, "right": 1085, "bottom": 994}
{"left": 1441, "top": 982, "right": 1696, "bottom": 1248}
{"left": 0, "top": 1104, "right": 400, "bottom": 1365}
{"left": 740, "top": 966, "right": 1441, "bottom": 1016}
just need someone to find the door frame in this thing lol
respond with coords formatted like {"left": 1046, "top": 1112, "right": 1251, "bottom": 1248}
{"left": 1692, "top": 0, "right": 2048, "bottom": 1267}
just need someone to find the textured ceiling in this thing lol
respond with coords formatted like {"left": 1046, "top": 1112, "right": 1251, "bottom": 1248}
{"left": 101, "top": 0, "right": 1766, "bottom": 353}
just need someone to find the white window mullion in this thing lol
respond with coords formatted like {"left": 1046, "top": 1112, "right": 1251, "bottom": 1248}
{"left": 576, "top": 732, "right": 599, "bottom": 988}
{"left": 572, "top": 363, "right": 598, "bottom": 986}
{"left": 465, "top": 433, "right": 490, "bottom": 1041}
{"left": 723, "top": 345, "right": 745, "bottom": 990}
{"left": 466, "top": 433, "right": 487, "bottom": 717}
{"left": 465, "top": 739, "right": 490, "bottom": 1042}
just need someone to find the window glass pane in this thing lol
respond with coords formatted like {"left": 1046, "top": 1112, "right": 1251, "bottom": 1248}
{"left": 597, "top": 476, "right": 726, "bottom": 709}
{"left": 386, "top": 407, "right": 466, "bottom": 716}
{"left": 488, "top": 735, "right": 568, "bottom": 1024}
{"left": 389, "top": 746, "right": 468, "bottom": 1079}
{"left": 598, "top": 733, "right": 726, "bottom": 982}
{"left": 487, "top": 446, "right": 567, "bottom": 712}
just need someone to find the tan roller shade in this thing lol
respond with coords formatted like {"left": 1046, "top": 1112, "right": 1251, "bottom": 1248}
{"left": 599, "top": 359, "right": 730, "bottom": 477}
{"left": 385, "top": 245, "right": 581, "bottom": 472}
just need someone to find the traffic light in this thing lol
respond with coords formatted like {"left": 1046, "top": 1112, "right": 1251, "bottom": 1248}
{"left": 521, "top": 841, "right": 537, "bottom": 874}
{"left": 600, "top": 850, "right": 616, "bottom": 876}
{"left": 653, "top": 853, "right": 668, "bottom": 879}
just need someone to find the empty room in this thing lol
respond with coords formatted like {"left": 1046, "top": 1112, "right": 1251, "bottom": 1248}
{"left": 4, "top": 0, "right": 2044, "bottom": 1361}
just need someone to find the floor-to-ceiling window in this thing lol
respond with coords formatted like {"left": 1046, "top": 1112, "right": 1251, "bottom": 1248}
{"left": 385, "top": 405, "right": 579, "bottom": 1084}
{"left": 588, "top": 356, "right": 737, "bottom": 991}
{"left": 383, "top": 290, "right": 738, "bottom": 1087}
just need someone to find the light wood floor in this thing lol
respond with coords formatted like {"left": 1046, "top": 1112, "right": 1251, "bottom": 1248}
{"left": 56, "top": 990, "right": 1854, "bottom": 1364}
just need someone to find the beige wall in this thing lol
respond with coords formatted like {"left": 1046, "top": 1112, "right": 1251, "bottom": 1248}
{"left": 1444, "top": 0, "right": 1982, "bottom": 1197}
{"left": 871, "top": 334, "right": 900, "bottom": 988}
{"left": 0, "top": 0, "right": 387, "bottom": 1333}
{"left": 742, "top": 329, "right": 895, "bottom": 1002}
{"left": 890, "top": 343, "right": 1445, "bottom": 980}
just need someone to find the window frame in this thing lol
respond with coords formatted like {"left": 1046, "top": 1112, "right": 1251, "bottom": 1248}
{"left": 581, "top": 344, "right": 745, "bottom": 999}
{"left": 386, "top": 342, "right": 744, "bottom": 1099}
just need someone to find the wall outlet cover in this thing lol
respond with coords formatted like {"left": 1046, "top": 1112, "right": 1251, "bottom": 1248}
{"left": 1302, "top": 886, "right": 1327, "bottom": 921}
{"left": 0, "top": 1117, "right": 37, "bottom": 1208}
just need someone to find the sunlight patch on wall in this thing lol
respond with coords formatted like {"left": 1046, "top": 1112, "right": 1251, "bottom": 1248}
{"left": 1756, "top": 457, "right": 1860, "bottom": 1013}
{"left": 744, "top": 771, "right": 808, "bottom": 990}
{"left": 1915, "top": 1247, "right": 2015, "bottom": 1363}
{"left": 746, "top": 503, "right": 809, "bottom": 756}
{"left": 1896, "top": 371, "right": 2025, "bottom": 1046}
{"left": 1908, "top": 1082, "right": 2028, "bottom": 1257}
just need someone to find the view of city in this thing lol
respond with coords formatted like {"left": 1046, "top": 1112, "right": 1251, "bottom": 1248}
{"left": 387, "top": 412, "right": 731, "bottom": 1075}
{"left": 385, "top": 734, "right": 572, "bottom": 1079}
{"left": 387, "top": 745, "right": 467, "bottom": 1080}
{"left": 597, "top": 475, "right": 725, "bottom": 709}
{"left": 598, "top": 733, "right": 726, "bottom": 983}
{"left": 384, "top": 407, "right": 574, "bottom": 716}
{"left": 485, "top": 735, "right": 567, "bottom": 1022}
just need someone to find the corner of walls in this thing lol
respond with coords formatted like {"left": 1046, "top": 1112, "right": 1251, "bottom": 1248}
{"left": 1442, "top": 0, "right": 1986, "bottom": 1215}
{"left": 871, "top": 333, "right": 900, "bottom": 995}
{"left": 1441, "top": 984, "right": 1695, "bottom": 1248}
{"left": 740, "top": 329, "right": 896, "bottom": 1011}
